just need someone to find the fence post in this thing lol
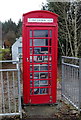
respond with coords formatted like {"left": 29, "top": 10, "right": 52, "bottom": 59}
{"left": 62, "top": 57, "right": 64, "bottom": 96}
{"left": 79, "top": 58, "right": 81, "bottom": 111}
{"left": 17, "top": 61, "right": 22, "bottom": 118}
{"left": 0, "top": 23, "right": 2, "bottom": 118}
{"left": 0, "top": 72, "right": 2, "bottom": 119}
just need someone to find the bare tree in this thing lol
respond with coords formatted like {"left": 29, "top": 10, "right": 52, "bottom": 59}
{"left": 42, "top": 1, "right": 81, "bottom": 57}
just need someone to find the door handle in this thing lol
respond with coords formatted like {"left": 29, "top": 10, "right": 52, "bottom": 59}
{"left": 26, "top": 58, "right": 29, "bottom": 62}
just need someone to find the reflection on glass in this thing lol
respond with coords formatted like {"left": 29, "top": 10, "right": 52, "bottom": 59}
{"left": 30, "top": 89, "right": 33, "bottom": 95}
{"left": 40, "top": 88, "right": 48, "bottom": 94}
{"left": 40, "top": 73, "right": 48, "bottom": 79}
{"left": 35, "top": 56, "right": 43, "bottom": 62}
{"left": 30, "top": 80, "right": 33, "bottom": 87}
{"left": 34, "top": 65, "right": 39, "bottom": 71}
{"left": 40, "top": 80, "right": 48, "bottom": 87}
{"left": 34, "top": 88, "right": 48, "bottom": 95}
{"left": 30, "top": 39, "right": 32, "bottom": 46}
{"left": 34, "top": 80, "right": 39, "bottom": 87}
{"left": 30, "top": 65, "right": 32, "bottom": 71}
{"left": 41, "top": 47, "right": 48, "bottom": 54}
{"left": 30, "top": 72, "right": 52, "bottom": 79}
{"left": 33, "top": 47, "right": 48, "bottom": 54}
{"left": 30, "top": 48, "right": 33, "bottom": 55}
{"left": 34, "top": 48, "right": 41, "bottom": 54}
{"left": 30, "top": 47, "right": 49, "bottom": 55}
{"left": 34, "top": 88, "right": 39, "bottom": 94}
{"left": 34, "top": 73, "right": 39, "bottom": 79}
{"left": 30, "top": 55, "right": 50, "bottom": 63}
{"left": 34, "top": 80, "right": 48, "bottom": 87}
{"left": 34, "top": 39, "right": 48, "bottom": 46}
{"left": 30, "top": 30, "right": 32, "bottom": 37}
{"left": 34, "top": 72, "right": 48, "bottom": 79}
{"left": 30, "top": 73, "right": 33, "bottom": 79}
{"left": 43, "top": 56, "right": 48, "bottom": 62}
{"left": 30, "top": 56, "right": 32, "bottom": 62}
{"left": 31, "top": 64, "right": 49, "bottom": 72}
{"left": 50, "top": 30, "right": 52, "bottom": 37}
{"left": 33, "top": 56, "right": 48, "bottom": 63}
{"left": 40, "top": 65, "right": 48, "bottom": 71}
{"left": 34, "top": 30, "right": 48, "bottom": 37}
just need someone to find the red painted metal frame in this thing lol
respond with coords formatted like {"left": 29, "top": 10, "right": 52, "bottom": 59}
{"left": 22, "top": 10, "right": 58, "bottom": 104}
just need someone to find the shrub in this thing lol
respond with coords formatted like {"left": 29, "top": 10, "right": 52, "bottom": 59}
{"left": 0, "top": 48, "right": 11, "bottom": 60}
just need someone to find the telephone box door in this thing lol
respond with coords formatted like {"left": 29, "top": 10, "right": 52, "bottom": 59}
{"left": 24, "top": 26, "right": 57, "bottom": 104}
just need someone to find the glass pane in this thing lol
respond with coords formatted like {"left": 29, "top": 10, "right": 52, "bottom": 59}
{"left": 30, "top": 80, "right": 33, "bottom": 87}
{"left": 50, "top": 30, "right": 52, "bottom": 37}
{"left": 43, "top": 56, "right": 48, "bottom": 62}
{"left": 34, "top": 64, "right": 48, "bottom": 71}
{"left": 34, "top": 48, "right": 41, "bottom": 54}
{"left": 30, "top": 73, "right": 33, "bottom": 79}
{"left": 34, "top": 88, "right": 48, "bottom": 95}
{"left": 40, "top": 64, "right": 48, "bottom": 71}
{"left": 40, "top": 73, "right": 48, "bottom": 79}
{"left": 34, "top": 30, "right": 48, "bottom": 37}
{"left": 33, "top": 39, "right": 48, "bottom": 46}
{"left": 30, "top": 65, "right": 33, "bottom": 71}
{"left": 34, "top": 88, "right": 39, "bottom": 94}
{"left": 34, "top": 73, "right": 39, "bottom": 79}
{"left": 34, "top": 80, "right": 39, "bottom": 87}
{"left": 40, "top": 88, "right": 48, "bottom": 94}
{"left": 30, "top": 65, "right": 49, "bottom": 71}
{"left": 30, "top": 56, "right": 33, "bottom": 62}
{"left": 34, "top": 80, "right": 48, "bottom": 87}
{"left": 34, "top": 47, "right": 48, "bottom": 54}
{"left": 29, "top": 47, "right": 49, "bottom": 55}
{"left": 30, "top": 30, "right": 32, "bottom": 37}
{"left": 41, "top": 47, "right": 48, "bottom": 54}
{"left": 30, "top": 39, "right": 32, "bottom": 46}
{"left": 30, "top": 89, "right": 33, "bottom": 95}
{"left": 30, "top": 48, "right": 33, "bottom": 55}
{"left": 33, "top": 56, "right": 48, "bottom": 63}
{"left": 34, "top": 65, "right": 39, "bottom": 71}
{"left": 34, "top": 72, "right": 48, "bottom": 79}
{"left": 40, "top": 80, "right": 48, "bottom": 87}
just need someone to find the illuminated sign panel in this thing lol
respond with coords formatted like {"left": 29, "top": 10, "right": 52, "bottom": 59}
{"left": 28, "top": 18, "right": 53, "bottom": 23}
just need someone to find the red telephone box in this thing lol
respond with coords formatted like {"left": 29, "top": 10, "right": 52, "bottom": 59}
{"left": 22, "top": 10, "right": 58, "bottom": 104}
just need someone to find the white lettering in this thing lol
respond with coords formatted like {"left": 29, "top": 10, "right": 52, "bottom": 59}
{"left": 28, "top": 18, "right": 53, "bottom": 23}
